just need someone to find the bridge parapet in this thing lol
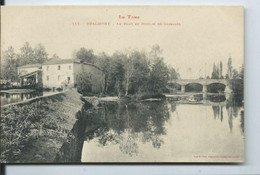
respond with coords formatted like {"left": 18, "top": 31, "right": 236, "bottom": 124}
{"left": 167, "top": 79, "right": 231, "bottom": 93}
{"left": 168, "top": 79, "right": 228, "bottom": 86}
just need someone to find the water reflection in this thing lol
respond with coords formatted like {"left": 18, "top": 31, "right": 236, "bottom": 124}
{"left": 88, "top": 101, "right": 171, "bottom": 156}
{"left": 57, "top": 95, "right": 244, "bottom": 162}
{"left": 1, "top": 91, "right": 42, "bottom": 105}
{"left": 1, "top": 90, "right": 62, "bottom": 106}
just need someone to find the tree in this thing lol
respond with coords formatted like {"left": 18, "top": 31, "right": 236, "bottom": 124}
{"left": 17, "top": 42, "right": 35, "bottom": 66}
{"left": 227, "top": 56, "right": 233, "bottom": 79}
{"left": 129, "top": 51, "right": 150, "bottom": 94}
{"left": 110, "top": 53, "right": 125, "bottom": 96}
{"left": 239, "top": 64, "right": 244, "bottom": 80}
{"left": 149, "top": 45, "right": 162, "bottom": 65}
{"left": 220, "top": 61, "right": 223, "bottom": 78}
{"left": 77, "top": 73, "right": 92, "bottom": 95}
{"left": 216, "top": 63, "right": 220, "bottom": 79}
{"left": 85, "top": 44, "right": 179, "bottom": 96}
{"left": 123, "top": 54, "right": 134, "bottom": 96}
{"left": 96, "top": 52, "right": 112, "bottom": 94}
{"left": 1, "top": 46, "right": 18, "bottom": 81}
{"left": 74, "top": 47, "right": 95, "bottom": 64}
{"left": 34, "top": 43, "right": 49, "bottom": 64}
{"left": 149, "top": 58, "right": 169, "bottom": 93}
{"left": 211, "top": 63, "right": 219, "bottom": 79}
{"left": 232, "top": 69, "right": 240, "bottom": 79}
{"left": 49, "top": 54, "right": 61, "bottom": 61}
{"left": 168, "top": 66, "right": 180, "bottom": 80}
{"left": 147, "top": 45, "right": 169, "bottom": 93}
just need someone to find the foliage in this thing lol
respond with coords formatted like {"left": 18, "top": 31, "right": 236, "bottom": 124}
{"left": 168, "top": 66, "right": 180, "bottom": 80}
{"left": 127, "top": 50, "right": 150, "bottom": 94}
{"left": 93, "top": 45, "right": 179, "bottom": 96}
{"left": 49, "top": 54, "right": 61, "bottom": 61}
{"left": 209, "top": 57, "right": 243, "bottom": 101}
{"left": 73, "top": 47, "right": 95, "bottom": 64}
{"left": 211, "top": 63, "right": 219, "bottom": 79}
{"left": 17, "top": 42, "right": 49, "bottom": 66}
{"left": 95, "top": 52, "right": 112, "bottom": 93}
{"left": 33, "top": 44, "right": 49, "bottom": 64}
{"left": 230, "top": 79, "right": 244, "bottom": 95}
{"left": 149, "top": 58, "right": 169, "bottom": 93}
{"left": 109, "top": 53, "right": 126, "bottom": 96}
{"left": 1, "top": 46, "right": 18, "bottom": 81}
{"left": 2, "top": 43, "right": 180, "bottom": 96}
{"left": 1, "top": 42, "right": 50, "bottom": 82}
{"left": 76, "top": 73, "right": 92, "bottom": 96}
{"left": 227, "top": 56, "right": 233, "bottom": 79}
{"left": 220, "top": 61, "right": 223, "bottom": 78}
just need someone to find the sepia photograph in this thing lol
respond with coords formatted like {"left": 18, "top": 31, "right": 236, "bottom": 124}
{"left": 0, "top": 6, "right": 244, "bottom": 163}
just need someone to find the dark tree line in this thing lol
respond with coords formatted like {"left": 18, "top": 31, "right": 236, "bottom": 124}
{"left": 1, "top": 43, "right": 180, "bottom": 96}
{"left": 210, "top": 57, "right": 244, "bottom": 97}
{"left": 75, "top": 45, "right": 180, "bottom": 96}
{"left": 1, "top": 42, "right": 59, "bottom": 82}
{"left": 211, "top": 57, "right": 243, "bottom": 80}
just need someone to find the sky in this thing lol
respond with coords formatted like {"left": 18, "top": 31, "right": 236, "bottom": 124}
{"left": 1, "top": 6, "right": 244, "bottom": 79}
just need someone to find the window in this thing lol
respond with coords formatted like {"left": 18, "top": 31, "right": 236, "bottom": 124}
{"left": 69, "top": 65, "right": 71, "bottom": 70}
{"left": 58, "top": 75, "right": 60, "bottom": 81}
{"left": 58, "top": 65, "right": 61, "bottom": 70}
{"left": 47, "top": 76, "right": 49, "bottom": 81}
{"left": 47, "top": 66, "right": 49, "bottom": 71}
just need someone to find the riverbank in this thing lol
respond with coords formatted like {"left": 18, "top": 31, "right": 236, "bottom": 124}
{"left": 0, "top": 90, "right": 82, "bottom": 163}
{"left": 81, "top": 93, "right": 167, "bottom": 106}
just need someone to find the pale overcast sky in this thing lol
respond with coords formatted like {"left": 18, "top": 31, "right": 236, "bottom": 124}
{"left": 1, "top": 6, "right": 244, "bottom": 79}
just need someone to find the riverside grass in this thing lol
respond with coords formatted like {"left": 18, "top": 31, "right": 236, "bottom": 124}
{"left": 0, "top": 90, "right": 82, "bottom": 163}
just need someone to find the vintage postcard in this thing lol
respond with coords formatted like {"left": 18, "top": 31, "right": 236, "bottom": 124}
{"left": 0, "top": 6, "right": 244, "bottom": 163}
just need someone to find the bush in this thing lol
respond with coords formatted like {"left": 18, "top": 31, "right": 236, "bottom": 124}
{"left": 77, "top": 74, "right": 92, "bottom": 96}
{"left": 43, "top": 119, "right": 58, "bottom": 130}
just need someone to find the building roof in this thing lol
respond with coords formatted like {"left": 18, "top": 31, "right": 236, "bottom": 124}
{"left": 81, "top": 62, "right": 102, "bottom": 71}
{"left": 19, "top": 70, "right": 42, "bottom": 78}
{"left": 42, "top": 59, "right": 103, "bottom": 71}
{"left": 42, "top": 59, "right": 81, "bottom": 65}
{"left": 18, "top": 59, "right": 103, "bottom": 72}
{"left": 17, "top": 64, "right": 42, "bottom": 69}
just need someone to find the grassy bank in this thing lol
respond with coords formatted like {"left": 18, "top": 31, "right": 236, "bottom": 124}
{"left": 0, "top": 90, "right": 82, "bottom": 163}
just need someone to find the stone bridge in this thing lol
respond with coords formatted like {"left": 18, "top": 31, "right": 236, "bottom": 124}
{"left": 167, "top": 79, "right": 231, "bottom": 93}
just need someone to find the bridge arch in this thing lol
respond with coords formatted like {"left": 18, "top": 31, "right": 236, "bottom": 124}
{"left": 185, "top": 83, "right": 203, "bottom": 92}
{"left": 207, "top": 82, "right": 226, "bottom": 93}
{"left": 166, "top": 82, "right": 181, "bottom": 90}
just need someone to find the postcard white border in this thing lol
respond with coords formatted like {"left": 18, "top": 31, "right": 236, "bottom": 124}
{"left": 2, "top": 0, "right": 260, "bottom": 175}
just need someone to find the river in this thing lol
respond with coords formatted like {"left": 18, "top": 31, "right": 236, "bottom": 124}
{"left": 56, "top": 94, "right": 244, "bottom": 163}
{"left": 0, "top": 90, "right": 63, "bottom": 106}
